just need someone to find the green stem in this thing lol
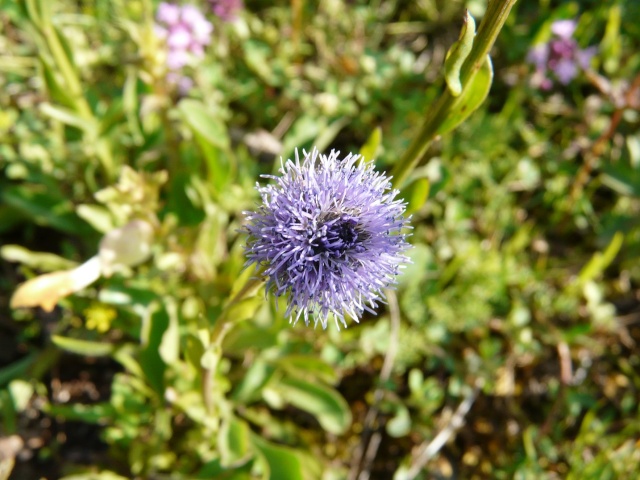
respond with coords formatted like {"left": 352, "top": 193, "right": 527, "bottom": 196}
{"left": 390, "top": 0, "right": 518, "bottom": 188}
{"left": 40, "top": 24, "right": 92, "bottom": 119}
{"left": 202, "top": 275, "right": 264, "bottom": 415}
{"left": 26, "top": 0, "right": 118, "bottom": 178}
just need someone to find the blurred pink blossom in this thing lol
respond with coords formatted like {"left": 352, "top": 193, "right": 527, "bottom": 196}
{"left": 155, "top": 2, "right": 213, "bottom": 91}
{"left": 208, "top": 0, "right": 244, "bottom": 22}
{"left": 527, "top": 18, "right": 597, "bottom": 90}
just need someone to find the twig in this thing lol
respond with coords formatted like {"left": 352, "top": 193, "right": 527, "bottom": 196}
{"left": 348, "top": 290, "right": 401, "bottom": 480}
{"left": 404, "top": 384, "right": 479, "bottom": 480}
{"left": 557, "top": 341, "right": 573, "bottom": 385}
{"left": 569, "top": 72, "right": 640, "bottom": 202}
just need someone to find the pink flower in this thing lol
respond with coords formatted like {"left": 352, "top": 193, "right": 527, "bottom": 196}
{"left": 155, "top": 3, "right": 213, "bottom": 91}
{"left": 208, "top": 0, "right": 244, "bottom": 22}
{"left": 527, "top": 18, "right": 597, "bottom": 89}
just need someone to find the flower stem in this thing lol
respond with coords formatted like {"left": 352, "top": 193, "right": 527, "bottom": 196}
{"left": 202, "top": 274, "right": 264, "bottom": 415}
{"left": 390, "top": 0, "right": 518, "bottom": 188}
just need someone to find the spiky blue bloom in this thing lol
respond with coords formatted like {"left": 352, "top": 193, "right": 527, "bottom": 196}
{"left": 243, "top": 147, "right": 411, "bottom": 329}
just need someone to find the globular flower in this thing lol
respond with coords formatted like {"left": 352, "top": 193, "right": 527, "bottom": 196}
{"left": 243, "top": 148, "right": 411, "bottom": 329}
{"left": 527, "top": 18, "right": 597, "bottom": 90}
{"left": 208, "top": 0, "right": 244, "bottom": 22}
{"left": 154, "top": 2, "right": 213, "bottom": 90}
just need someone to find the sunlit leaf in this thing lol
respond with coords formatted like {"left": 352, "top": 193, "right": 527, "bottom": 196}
{"left": 231, "top": 359, "right": 275, "bottom": 403}
{"left": 437, "top": 55, "right": 493, "bottom": 136}
{"left": 402, "top": 177, "right": 430, "bottom": 214}
{"left": 177, "top": 99, "right": 230, "bottom": 150}
{"left": 51, "top": 335, "right": 115, "bottom": 357}
{"left": 45, "top": 403, "right": 114, "bottom": 424}
{"left": 269, "top": 377, "right": 351, "bottom": 435}
{"left": 59, "top": 472, "right": 129, "bottom": 480}
{"left": 577, "top": 232, "right": 624, "bottom": 285}
{"left": 1, "top": 245, "right": 78, "bottom": 271}
{"left": 251, "top": 434, "right": 320, "bottom": 480}
{"left": 11, "top": 257, "right": 102, "bottom": 312}
{"left": 444, "top": 10, "right": 476, "bottom": 97}
{"left": 219, "top": 416, "right": 252, "bottom": 467}
{"left": 274, "top": 355, "right": 337, "bottom": 384}
{"left": 360, "top": 127, "right": 382, "bottom": 162}
{"left": 158, "top": 298, "right": 180, "bottom": 365}
{"left": 386, "top": 404, "right": 412, "bottom": 437}
{"left": 40, "top": 102, "right": 97, "bottom": 134}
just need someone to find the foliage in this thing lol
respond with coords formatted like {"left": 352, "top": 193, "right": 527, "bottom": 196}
{"left": 1, "top": 0, "right": 640, "bottom": 479}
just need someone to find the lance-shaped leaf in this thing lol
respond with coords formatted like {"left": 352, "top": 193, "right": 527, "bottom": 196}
{"left": 444, "top": 10, "right": 476, "bottom": 97}
{"left": 437, "top": 55, "right": 493, "bottom": 136}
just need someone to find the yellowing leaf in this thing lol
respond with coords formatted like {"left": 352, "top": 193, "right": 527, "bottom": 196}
{"left": 10, "top": 257, "right": 101, "bottom": 311}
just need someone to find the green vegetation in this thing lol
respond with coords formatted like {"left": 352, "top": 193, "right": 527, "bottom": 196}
{"left": 1, "top": 0, "right": 640, "bottom": 479}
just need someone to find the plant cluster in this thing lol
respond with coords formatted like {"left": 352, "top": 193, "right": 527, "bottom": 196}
{"left": 1, "top": 1, "right": 640, "bottom": 479}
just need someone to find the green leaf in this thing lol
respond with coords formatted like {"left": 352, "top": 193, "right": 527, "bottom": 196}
{"left": 601, "top": 5, "right": 621, "bottom": 74}
{"left": 45, "top": 403, "right": 113, "bottom": 424}
{"left": 274, "top": 355, "right": 337, "bottom": 384}
{"left": 219, "top": 416, "right": 252, "bottom": 467}
{"left": 224, "top": 326, "right": 278, "bottom": 356}
{"left": 269, "top": 377, "right": 351, "bottom": 435}
{"left": 601, "top": 161, "right": 640, "bottom": 196}
{"left": 225, "top": 296, "right": 263, "bottom": 325}
{"left": 158, "top": 298, "right": 180, "bottom": 365}
{"left": 251, "top": 434, "right": 319, "bottom": 480}
{"left": 177, "top": 99, "right": 230, "bottom": 150}
{"left": 24, "top": 0, "right": 44, "bottom": 27}
{"left": 200, "top": 344, "right": 222, "bottom": 371}
{"left": 38, "top": 56, "right": 76, "bottom": 109}
{"left": 444, "top": 10, "right": 476, "bottom": 97}
{"left": 231, "top": 359, "right": 275, "bottom": 403}
{"left": 0, "top": 353, "right": 37, "bottom": 388}
{"left": 184, "top": 333, "right": 206, "bottom": 374}
{"left": 437, "top": 55, "right": 493, "bottom": 136}
{"left": 76, "top": 204, "right": 114, "bottom": 234}
{"left": 167, "top": 172, "right": 207, "bottom": 226}
{"left": 243, "top": 40, "right": 278, "bottom": 85}
{"left": 51, "top": 336, "right": 115, "bottom": 357}
{"left": 0, "top": 185, "right": 91, "bottom": 235}
{"left": 59, "top": 471, "right": 129, "bottom": 480}
{"left": 139, "top": 303, "right": 168, "bottom": 395}
{"left": 178, "top": 100, "right": 232, "bottom": 192}
{"left": 196, "top": 458, "right": 254, "bottom": 480}
{"left": 111, "top": 345, "right": 145, "bottom": 379}
{"left": 40, "top": 102, "right": 97, "bottom": 134}
{"left": 1, "top": 245, "right": 78, "bottom": 271}
{"left": 403, "top": 177, "right": 430, "bottom": 215}
{"left": 359, "top": 127, "right": 382, "bottom": 162}
{"left": 386, "top": 404, "right": 412, "bottom": 438}
{"left": 577, "top": 232, "right": 624, "bottom": 285}
{"left": 7, "top": 380, "right": 33, "bottom": 413}
{"left": 123, "top": 67, "right": 143, "bottom": 145}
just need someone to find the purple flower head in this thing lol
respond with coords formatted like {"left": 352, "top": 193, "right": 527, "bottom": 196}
{"left": 155, "top": 2, "right": 213, "bottom": 89}
{"left": 527, "top": 18, "right": 597, "bottom": 89}
{"left": 243, "top": 148, "right": 411, "bottom": 329}
{"left": 208, "top": 0, "right": 244, "bottom": 22}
